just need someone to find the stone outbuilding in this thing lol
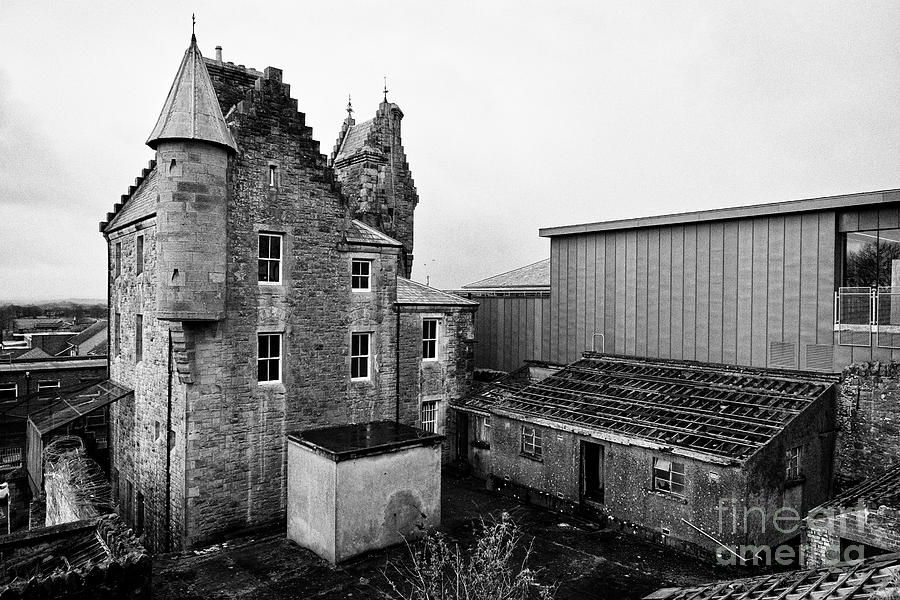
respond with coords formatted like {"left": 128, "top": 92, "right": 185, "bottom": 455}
{"left": 454, "top": 352, "right": 839, "bottom": 560}
{"left": 803, "top": 462, "right": 900, "bottom": 567}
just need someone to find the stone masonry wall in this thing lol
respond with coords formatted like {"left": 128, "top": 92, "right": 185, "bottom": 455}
{"left": 178, "top": 65, "right": 408, "bottom": 547}
{"left": 835, "top": 362, "right": 900, "bottom": 488}
{"left": 108, "top": 213, "right": 188, "bottom": 552}
{"left": 804, "top": 507, "right": 900, "bottom": 567}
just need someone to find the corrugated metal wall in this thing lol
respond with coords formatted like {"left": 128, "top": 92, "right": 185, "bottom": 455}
{"left": 466, "top": 294, "right": 550, "bottom": 372}
{"left": 549, "top": 212, "right": 840, "bottom": 370}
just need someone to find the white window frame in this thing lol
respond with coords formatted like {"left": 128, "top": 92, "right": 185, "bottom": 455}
{"left": 0, "top": 383, "right": 17, "bottom": 401}
{"left": 258, "top": 233, "right": 283, "bottom": 285}
{"left": 785, "top": 446, "right": 802, "bottom": 479}
{"left": 475, "top": 415, "right": 491, "bottom": 442}
{"left": 351, "top": 259, "right": 372, "bottom": 292}
{"left": 258, "top": 333, "right": 282, "bottom": 383}
{"left": 421, "top": 401, "right": 437, "bottom": 433}
{"left": 350, "top": 332, "right": 371, "bottom": 380}
{"left": 37, "top": 380, "right": 61, "bottom": 392}
{"left": 652, "top": 458, "right": 686, "bottom": 496}
{"left": 422, "top": 318, "right": 439, "bottom": 361}
{"left": 521, "top": 425, "right": 542, "bottom": 459}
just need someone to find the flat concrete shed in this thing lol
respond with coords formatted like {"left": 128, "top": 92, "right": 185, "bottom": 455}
{"left": 287, "top": 421, "right": 443, "bottom": 564}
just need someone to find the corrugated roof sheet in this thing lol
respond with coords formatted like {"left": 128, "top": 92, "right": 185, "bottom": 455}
{"left": 396, "top": 278, "right": 479, "bottom": 307}
{"left": 28, "top": 380, "right": 132, "bottom": 436}
{"left": 462, "top": 259, "right": 550, "bottom": 291}
{"left": 346, "top": 219, "right": 402, "bottom": 247}
{"left": 489, "top": 353, "right": 836, "bottom": 462}
{"left": 816, "top": 463, "right": 900, "bottom": 512}
{"left": 147, "top": 35, "right": 236, "bottom": 152}
{"left": 645, "top": 552, "right": 900, "bottom": 599}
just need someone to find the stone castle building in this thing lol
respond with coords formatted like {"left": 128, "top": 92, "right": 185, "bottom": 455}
{"left": 99, "top": 34, "right": 476, "bottom": 551}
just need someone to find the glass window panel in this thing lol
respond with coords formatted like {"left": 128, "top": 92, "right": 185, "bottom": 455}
{"left": 259, "top": 235, "right": 270, "bottom": 257}
{"left": 270, "top": 235, "right": 281, "bottom": 259}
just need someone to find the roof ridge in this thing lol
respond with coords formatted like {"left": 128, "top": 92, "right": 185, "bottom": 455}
{"left": 463, "top": 258, "right": 551, "bottom": 289}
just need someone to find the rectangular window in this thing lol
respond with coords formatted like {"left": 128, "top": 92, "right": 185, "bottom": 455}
{"left": 421, "top": 401, "right": 437, "bottom": 433}
{"left": 521, "top": 425, "right": 542, "bottom": 459}
{"left": 843, "top": 229, "right": 900, "bottom": 287}
{"left": 785, "top": 446, "right": 802, "bottom": 479}
{"left": 268, "top": 165, "right": 277, "bottom": 187}
{"left": 351, "top": 259, "right": 371, "bottom": 291}
{"left": 115, "top": 242, "right": 122, "bottom": 278}
{"left": 135, "top": 314, "right": 143, "bottom": 362}
{"left": 114, "top": 312, "right": 121, "bottom": 356}
{"left": 136, "top": 235, "right": 144, "bottom": 275}
{"left": 257, "top": 333, "right": 282, "bottom": 383}
{"left": 350, "top": 332, "right": 370, "bottom": 380}
{"left": 474, "top": 415, "right": 491, "bottom": 442}
{"left": 258, "top": 233, "right": 283, "bottom": 284}
{"left": 0, "top": 383, "right": 16, "bottom": 401}
{"left": 422, "top": 319, "right": 439, "bottom": 360}
{"left": 37, "top": 380, "right": 60, "bottom": 393}
{"left": 652, "top": 458, "right": 686, "bottom": 496}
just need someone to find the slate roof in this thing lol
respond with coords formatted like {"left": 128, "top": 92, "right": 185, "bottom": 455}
{"left": 146, "top": 35, "right": 236, "bottom": 152}
{"left": 816, "top": 463, "right": 900, "bottom": 512}
{"left": 462, "top": 259, "right": 551, "bottom": 291}
{"left": 66, "top": 320, "right": 107, "bottom": 348}
{"left": 87, "top": 340, "right": 108, "bottom": 356}
{"left": 645, "top": 552, "right": 900, "bottom": 599}
{"left": 396, "top": 278, "right": 479, "bottom": 307}
{"left": 334, "top": 119, "right": 376, "bottom": 164}
{"left": 487, "top": 353, "right": 836, "bottom": 462}
{"left": 16, "top": 348, "right": 52, "bottom": 360}
{"left": 346, "top": 219, "right": 402, "bottom": 247}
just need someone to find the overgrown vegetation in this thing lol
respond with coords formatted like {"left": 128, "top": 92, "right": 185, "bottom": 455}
{"left": 385, "top": 513, "right": 555, "bottom": 600}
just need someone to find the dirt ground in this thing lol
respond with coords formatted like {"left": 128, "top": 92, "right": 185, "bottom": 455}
{"left": 153, "top": 473, "right": 737, "bottom": 599}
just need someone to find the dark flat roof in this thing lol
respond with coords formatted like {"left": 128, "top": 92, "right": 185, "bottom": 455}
{"left": 288, "top": 421, "right": 443, "bottom": 462}
{"left": 540, "top": 188, "right": 900, "bottom": 237}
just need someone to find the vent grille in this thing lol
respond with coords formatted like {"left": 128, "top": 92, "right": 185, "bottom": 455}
{"left": 769, "top": 341, "right": 797, "bottom": 369}
{"left": 805, "top": 344, "right": 835, "bottom": 372}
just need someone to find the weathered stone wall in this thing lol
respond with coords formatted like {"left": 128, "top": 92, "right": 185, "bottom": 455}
{"left": 803, "top": 507, "right": 900, "bottom": 567}
{"left": 109, "top": 215, "right": 188, "bottom": 552}
{"left": 835, "top": 362, "right": 900, "bottom": 488}
{"left": 399, "top": 306, "right": 476, "bottom": 461}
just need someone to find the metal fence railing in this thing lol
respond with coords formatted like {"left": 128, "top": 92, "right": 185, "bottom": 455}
{"left": 835, "top": 286, "right": 900, "bottom": 348}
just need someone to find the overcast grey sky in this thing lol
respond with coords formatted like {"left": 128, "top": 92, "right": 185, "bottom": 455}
{"left": 3, "top": 1, "right": 900, "bottom": 301}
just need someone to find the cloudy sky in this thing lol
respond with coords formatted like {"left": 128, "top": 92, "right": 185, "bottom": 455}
{"left": 3, "top": 1, "right": 900, "bottom": 301}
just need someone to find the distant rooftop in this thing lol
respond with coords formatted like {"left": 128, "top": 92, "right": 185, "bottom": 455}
{"left": 462, "top": 259, "right": 550, "bottom": 292}
{"left": 66, "top": 319, "right": 107, "bottom": 348}
{"left": 483, "top": 353, "right": 837, "bottom": 463}
{"left": 396, "top": 278, "right": 479, "bottom": 307}
{"left": 288, "top": 421, "right": 443, "bottom": 461}
{"left": 540, "top": 188, "right": 900, "bottom": 237}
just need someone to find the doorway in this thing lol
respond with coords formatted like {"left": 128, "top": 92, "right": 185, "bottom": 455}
{"left": 456, "top": 413, "right": 469, "bottom": 461}
{"left": 581, "top": 441, "right": 604, "bottom": 503}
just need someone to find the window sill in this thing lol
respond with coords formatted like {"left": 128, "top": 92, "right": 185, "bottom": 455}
{"left": 519, "top": 452, "right": 543, "bottom": 463}
{"left": 646, "top": 488, "right": 688, "bottom": 504}
{"left": 350, "top": 377, "right": 372, "bottom": 385}
{"left": 351, "top": 289, "right": 373, "bottom": 294}
{"left": 258, "top": 381, "right": 285, "bottom": 391}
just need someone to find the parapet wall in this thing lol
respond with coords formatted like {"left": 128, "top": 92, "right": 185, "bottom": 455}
{"left": 836, "top": 362, "right": 900, "bottom": 489}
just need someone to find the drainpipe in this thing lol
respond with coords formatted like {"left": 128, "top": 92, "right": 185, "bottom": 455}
{"left": 166, "top": 330, "right": 173, "bottom": 551}
{"left": 395, "top": 305, "right": 401, "bottom": 423}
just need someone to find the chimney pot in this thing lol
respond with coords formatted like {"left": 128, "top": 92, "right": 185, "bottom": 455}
{"left": 215, "top": 46, "right": 223, "bottom": 62}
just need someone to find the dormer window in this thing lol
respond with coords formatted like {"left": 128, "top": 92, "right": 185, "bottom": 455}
{"left": 268, "top": 165, "right": 278, "bottom": 187}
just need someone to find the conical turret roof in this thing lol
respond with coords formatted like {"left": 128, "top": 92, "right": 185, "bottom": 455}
{"left": 146, "top": 35, "right": 237, "bottom": 152}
